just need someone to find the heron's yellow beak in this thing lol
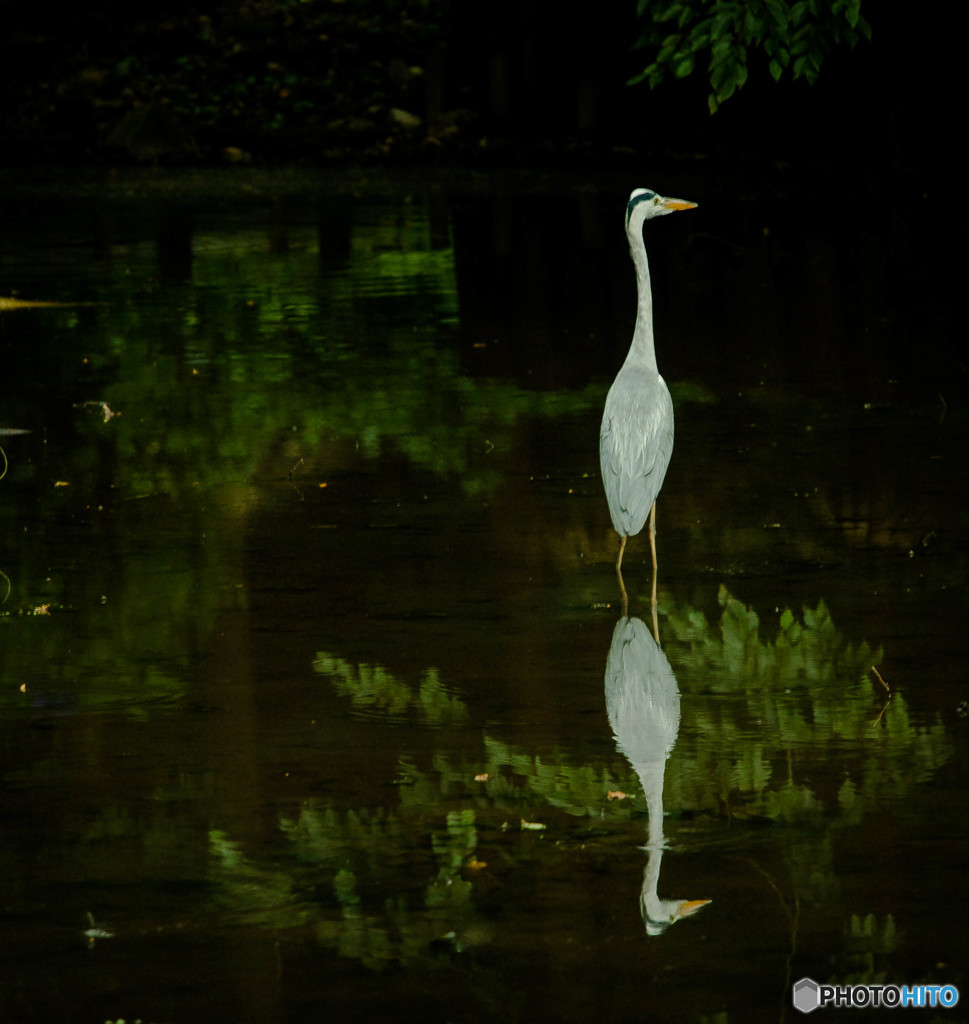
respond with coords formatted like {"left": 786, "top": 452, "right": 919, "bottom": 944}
{"left": 662, "top": 198, "right": 698, "bottom": 212}
{"left": 678, "top": 898, "right": 712, "bottom": 917}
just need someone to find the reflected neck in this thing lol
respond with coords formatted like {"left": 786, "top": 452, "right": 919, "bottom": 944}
{"left": 641, "top": 781, "right": 665, "bottom": 913}
{"left": 642, "top": 768, "right": 666, "bottom": 847}
{"left": 627, "top": 223, "right": 657, "bottom": 373}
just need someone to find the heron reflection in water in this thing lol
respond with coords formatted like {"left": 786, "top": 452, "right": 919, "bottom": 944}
{"left": 606, "top": 615, "right": 710, "bottom": 934}
{"left": 600, "top": 189, "right": 697, "bottom": 630}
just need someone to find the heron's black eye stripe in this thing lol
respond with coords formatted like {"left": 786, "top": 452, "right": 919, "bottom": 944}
{"left": 627, "top": 190, "right": 657, "bottom": 215}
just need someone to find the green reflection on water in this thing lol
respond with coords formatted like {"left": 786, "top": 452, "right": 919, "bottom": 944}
{"left": 313, "top": 654, "right": 469, "bottom": 727}
{"left": 670, "top": 585, "right": 881, "bottom": 690}
{"left": 161, "top": 594, "right": 947, "bottom": 1008}
{"left": 4, "top": 207, "right": 606, "bottom": 501}
{"left": 258, "top": 587, "right": 953, "bottom": 970}
{"left": 311, "top": 588, "right": 949, "bottom": 835}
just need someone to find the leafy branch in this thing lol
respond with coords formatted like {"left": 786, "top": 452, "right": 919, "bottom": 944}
{"left": 630, "top": 0, "right": 871, "bottom": 113}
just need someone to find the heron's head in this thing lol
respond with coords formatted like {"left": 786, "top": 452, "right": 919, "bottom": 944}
{"left": 626, "top": 188, "right": 698, "bottom": 234}
{"left": 642, "top": 896, "right": 712, "bottom": 936}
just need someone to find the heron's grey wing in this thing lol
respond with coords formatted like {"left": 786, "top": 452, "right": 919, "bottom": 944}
{"left": 605, "top": 616, "right": 681, "bottom": 767}
{"left": 600, "top": 378, "right": 674, "bottom": 536}
{"left": 600, "top": 407, "right": 645, "bottom": 535}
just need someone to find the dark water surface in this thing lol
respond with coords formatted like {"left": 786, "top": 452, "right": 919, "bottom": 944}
{"left": 1, "top": 169, "right": 966, "bottom": 1023}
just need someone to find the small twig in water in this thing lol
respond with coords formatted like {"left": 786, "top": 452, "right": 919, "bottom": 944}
{"left": 287, "top": 458, "right": 305, "bottom": 500}
{"left": 746, "top": 855, "right": 800, "bottom": 1015}
{"left": 869, "top": 666, "right": 892, "bottom": 728}
{"left": 871, "top": 665, "right": 891, "bottom": 695}
{"left": 0, "top": 444, "right": 7, "bottom": 482}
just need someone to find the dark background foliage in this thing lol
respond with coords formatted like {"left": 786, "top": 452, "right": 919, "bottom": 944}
{"left": 0, "top": 0, "right": 949, "bottom": 176}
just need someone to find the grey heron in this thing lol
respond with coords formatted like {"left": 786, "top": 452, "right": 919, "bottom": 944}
{"left": 600, "top": 188, "right": 697, "bottom": 625}
{"left": 606, "top": 615, "right": 711, "bottom": 934}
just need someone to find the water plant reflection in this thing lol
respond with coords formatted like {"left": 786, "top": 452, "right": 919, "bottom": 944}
{"left": 48, "top": 580, "right": 944, "bottom": 1001}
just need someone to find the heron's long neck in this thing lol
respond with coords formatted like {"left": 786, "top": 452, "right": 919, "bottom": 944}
{"left": 640, "top": 768, "right": 666, "bottom": 918}
{"left": 638, "top": 762, "right": 666, "bottom": 849}
{"left": 627, "top": 224, "right": 658, "bottom": 373}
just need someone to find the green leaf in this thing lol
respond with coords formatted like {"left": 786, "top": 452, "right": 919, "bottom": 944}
{"left": 712, "top": 8, "right": 736, "bottom": 38}
{"left": 658, "top": 36, "right": 683, "bottom": 63}
{"left": 743, "top": 10, "right": 765, "bottom": 42}
{"left": 709, "top": 34, "right": 735, "bottom": 67}
{"left": 765, "top": 0, "right": 789, "bottom": 29}
{"left": 674, "top": 54, "right": 696, "bottom": 78}
{"left": 654, "top": 0, "right": 682, "bottom": 22}
{"left": 628, "top": 0, "right": 870, "bottom": 112}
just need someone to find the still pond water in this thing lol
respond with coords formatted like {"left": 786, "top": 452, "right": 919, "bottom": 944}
{"left": 1, "top": 169, "right": 967, "bottom": 1023}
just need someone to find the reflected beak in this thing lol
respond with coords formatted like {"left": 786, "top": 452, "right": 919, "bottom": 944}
{"left": 678, "top": 898, "right": 712, "bottom": 917}
{"left": 662, "top": 198, "right": 698, "bottom": 212}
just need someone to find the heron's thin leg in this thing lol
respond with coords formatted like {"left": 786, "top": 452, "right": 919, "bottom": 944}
{"left": 649, "top": 502, "right": 660, "bottom": 643}
{"left": 616, "top": 534, "right": 629, "bottom": 617}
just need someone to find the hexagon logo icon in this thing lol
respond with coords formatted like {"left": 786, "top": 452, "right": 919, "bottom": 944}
{"left": 793, "top": 978, "right": 821, "bottom": 1014}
